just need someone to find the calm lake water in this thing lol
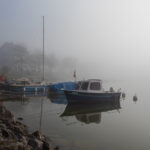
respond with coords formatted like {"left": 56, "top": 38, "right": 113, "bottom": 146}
{"left": 3, "top": 79, "right": 150, "bottom": 150}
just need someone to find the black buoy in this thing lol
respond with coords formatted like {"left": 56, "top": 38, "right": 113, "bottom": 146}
{"left": 133, "top": 95, "right": 138, "bottom": 102}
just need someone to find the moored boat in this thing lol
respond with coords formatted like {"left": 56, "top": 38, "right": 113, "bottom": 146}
{"left": 64, "top": 79, "right": 121, "bottom": 104}
{"left": 1, "top": 78, "right": 49, "bottom": 94}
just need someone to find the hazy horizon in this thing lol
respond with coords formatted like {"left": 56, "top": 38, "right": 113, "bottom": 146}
{"left": 1, "top": 0, "right": 150, "bottom": 81}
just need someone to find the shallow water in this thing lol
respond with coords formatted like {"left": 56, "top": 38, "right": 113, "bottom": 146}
{"left": 3, "top": 79, "right": 150, "bottom": 150}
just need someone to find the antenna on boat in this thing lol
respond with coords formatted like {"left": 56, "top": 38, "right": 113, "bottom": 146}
{"left": 42, "top": 16, "right": 45, "bottom": 82}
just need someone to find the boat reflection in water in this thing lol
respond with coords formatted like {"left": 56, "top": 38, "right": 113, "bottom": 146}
{"left": 61, "top": 99, "right": 121, "bottom": 124}
{"left": 75, "top": 109, "right": 101, "bottom": 124}
{"left": 0, "top": 91, "right": 47, "bottom": 101}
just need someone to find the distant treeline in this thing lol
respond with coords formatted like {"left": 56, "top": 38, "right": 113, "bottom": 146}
{"left": 0, "top": 42, "right": 76, "bottom": 82}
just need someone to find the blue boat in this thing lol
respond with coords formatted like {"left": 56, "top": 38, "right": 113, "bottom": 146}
{"left": 64, "top": 79, "right": 121, "bottom": 104}
{"left": 8, "top": 85, "right": 48, "bottom": 93}
{"left": 49, "top": 81, "right": 77, "bottom": 94}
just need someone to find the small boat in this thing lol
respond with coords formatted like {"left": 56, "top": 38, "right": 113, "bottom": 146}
{"left": 64, "top": 79, "right": 121, "bottom": 104}
{"left": 1, "top": 78, "right": 49, "bottom": 94}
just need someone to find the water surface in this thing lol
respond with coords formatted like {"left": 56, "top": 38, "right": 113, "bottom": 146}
{"left": 3, "top": 80, "right": 150, "bottom": 150}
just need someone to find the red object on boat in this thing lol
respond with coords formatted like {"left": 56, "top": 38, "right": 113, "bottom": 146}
{"left": 0, "top": 74, "right": 6, "bottom": 82}
{"left": 73, "top": 71, "right": 76, "bottom": 78}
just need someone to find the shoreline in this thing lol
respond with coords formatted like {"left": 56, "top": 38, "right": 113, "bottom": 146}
{"left": 0, "top": 105, "right": 58, "bottom": 150}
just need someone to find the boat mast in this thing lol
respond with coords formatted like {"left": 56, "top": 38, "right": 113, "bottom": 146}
{"left": 42, "top": 16, "right": 45, "bottom": 81}
{"left": 39, "top": 16, "right": 45, "bottom": 131}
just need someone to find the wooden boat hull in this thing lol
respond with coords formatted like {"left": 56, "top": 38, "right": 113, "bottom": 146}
{"left": 64, "top": 90, "right": 121, "bottom": 104}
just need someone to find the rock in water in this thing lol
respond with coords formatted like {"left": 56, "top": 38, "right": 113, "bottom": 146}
{"left": 32, "top": 130, "right": 44, "bottom": 140}
{"left": 0, "top": 106, "right": 14, "bottom": 121}
{"left": 28, "top": 138, "right": 43, "bottom": 150}
{"left": 0, "top": 106, "right": 57, "bottom": 150}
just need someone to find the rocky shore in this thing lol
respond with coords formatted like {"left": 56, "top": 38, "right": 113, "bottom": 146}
{"left": 0, "top": 105, "right": 58, "bottom": 150}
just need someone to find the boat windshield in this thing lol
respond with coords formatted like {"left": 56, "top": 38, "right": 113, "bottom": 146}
{"left": 90, "top": 82, "right": 101, "bottom": 90}
{"left": 80, "top": 82, "right": 89, "bottom": 90}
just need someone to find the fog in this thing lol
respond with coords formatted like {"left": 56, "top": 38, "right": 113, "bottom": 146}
{"left": 0, "top": 43, "right": 78, "bottom": 82}
{"left": 0, "top": 0, "right": 150, "bottom": 81}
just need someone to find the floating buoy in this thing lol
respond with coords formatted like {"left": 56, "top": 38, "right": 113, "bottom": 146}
{"left": 133, "top": 95, "right": 138, "bottom": 102}
{"left": 122, "top": 92, "right": 126, "bottom": 99}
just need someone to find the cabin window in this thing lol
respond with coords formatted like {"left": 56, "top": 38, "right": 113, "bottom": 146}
{"left": 90, "top": 82, "right": 100, "bottom": 90}
{"left": 81, "top": 82, "right": 89, "bottom": 90}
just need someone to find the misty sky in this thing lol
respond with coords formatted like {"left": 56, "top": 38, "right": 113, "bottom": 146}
{"left": 1, "top": 0, "right": 150, "bottom": 80}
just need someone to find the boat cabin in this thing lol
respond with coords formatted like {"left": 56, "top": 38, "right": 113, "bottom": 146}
{"left": 76, "top": 79, "right": 102, "bottom": 91}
